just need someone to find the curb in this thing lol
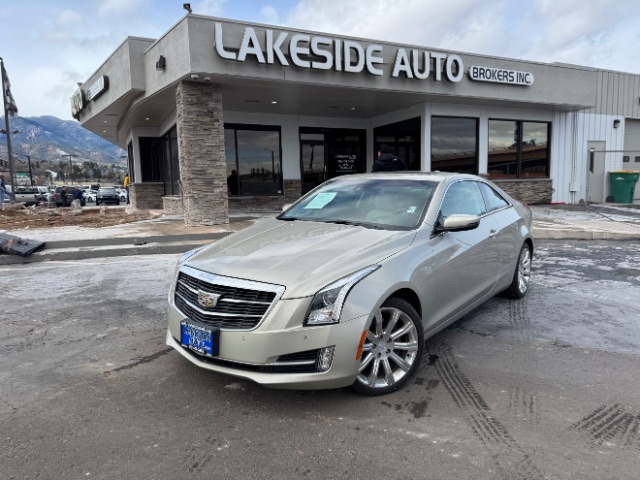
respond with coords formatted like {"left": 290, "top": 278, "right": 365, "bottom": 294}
{"left": 0, "top": 241, "right": 212, "bottom": 265}
{"left": 0, "top": 232, "right": 231, "bottom": 266}
{"left": 532, "top": 228, "right": 640, "bottom": 240}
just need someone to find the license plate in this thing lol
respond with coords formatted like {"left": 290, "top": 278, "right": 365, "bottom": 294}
{"left": 181, "top": 320, "right": 220, "bottom": 357}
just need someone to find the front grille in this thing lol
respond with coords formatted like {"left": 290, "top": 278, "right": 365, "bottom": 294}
{"left": 174, "top": 266, "right": 283, "bottom": 330}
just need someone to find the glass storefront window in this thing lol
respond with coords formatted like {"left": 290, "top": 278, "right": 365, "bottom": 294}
{"left": 431, "top": 117, "right": 478, "bottom": 174}
{"left": 488, "top": 120, "right": 549, "bottom": 178}
{"left": 521, "top": 122, "right": 549, "bottom": 178}
{"left": 374, "top": 117, "right": 421, "bottom": 171}
{"left": 488, "top": 120, "right": 518, "bottom": 178}
{"left": 225, "top": 125, "right": 283, "bottom": 195}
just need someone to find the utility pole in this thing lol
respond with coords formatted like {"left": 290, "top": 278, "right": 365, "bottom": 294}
{"left": 27, "top": 155, "right": 33, "bottom": 186}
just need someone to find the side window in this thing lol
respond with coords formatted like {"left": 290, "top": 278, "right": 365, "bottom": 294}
{"left": 440, "top": 181, "right": 486, "bottom": 219}
{"left": 478, "top": 182, "right": 510, "bottom": 212}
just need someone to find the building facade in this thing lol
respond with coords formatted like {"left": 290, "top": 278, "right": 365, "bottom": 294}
{"left": 73, "top": 14, "right": 640, "bottom": 225}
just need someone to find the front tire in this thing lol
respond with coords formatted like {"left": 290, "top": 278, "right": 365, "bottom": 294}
{"left": 351, "top": 297, "right": 424, "bottom": 396}
{"left": 503, "top": 243, "right": 532, "bottom": 299}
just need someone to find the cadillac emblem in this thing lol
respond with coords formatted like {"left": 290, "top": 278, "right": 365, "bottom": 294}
{"left": 197, "top": 290, "right": 221, "bottom": 309}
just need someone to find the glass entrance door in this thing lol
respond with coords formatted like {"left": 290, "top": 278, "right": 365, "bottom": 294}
{"left": 300, "top": 128, "right": 366, "bottom": 194}
{"left": 301, "top": 141, "right": 326, "bottom": 194}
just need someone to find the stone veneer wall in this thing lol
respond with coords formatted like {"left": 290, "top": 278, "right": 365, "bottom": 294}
{"left": 130, "top": 183, "right": 164, "bottom": 210}
{"left": 176, "top": 81, "right": 228, "bottom": 226}
{"left": 163, "top": 196, "right": 184, "bottom": 214}
{"left": 493, "top": 179, "right": 553, "bottom": 204}
{"left": 228, "top": 180, "right": 303, "bottom": 212}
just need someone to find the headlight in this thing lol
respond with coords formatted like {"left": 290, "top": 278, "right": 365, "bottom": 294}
{"left": 304, "top": 265, "right": 380, "bottom": 326}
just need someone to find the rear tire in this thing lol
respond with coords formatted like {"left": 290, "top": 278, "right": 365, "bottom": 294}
{"left": 351, "top": 297, "right": 424, "bottom": 396}
{"left": 503, "top": 243, "right": 532, "bottom": 299}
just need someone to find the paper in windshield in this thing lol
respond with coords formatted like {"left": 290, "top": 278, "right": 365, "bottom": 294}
{"left": 304, "top": 192, "right": 336, "bottom": 209}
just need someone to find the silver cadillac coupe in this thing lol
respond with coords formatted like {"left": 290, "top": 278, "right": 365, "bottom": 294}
{"left": 166, "top": 173, "right": 533, "bottom": 395}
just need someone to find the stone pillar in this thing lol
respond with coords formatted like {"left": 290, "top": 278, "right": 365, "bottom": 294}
{"left": 176, "top": 81, "right": 229, "bottom": 226}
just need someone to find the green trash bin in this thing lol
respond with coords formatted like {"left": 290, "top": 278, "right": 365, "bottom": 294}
{"left": 608, "top": 171, "right": 640, "bottom": 203}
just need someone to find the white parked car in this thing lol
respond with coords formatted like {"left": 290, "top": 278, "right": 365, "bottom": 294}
{"left": 166, "top": 172, "right": 533, "bottom": 395}
{"left": 82, "top": 189, "right": 97, "bottom": 203}
{"left": 116, "top": 188, "right": 128, "bottom": 202}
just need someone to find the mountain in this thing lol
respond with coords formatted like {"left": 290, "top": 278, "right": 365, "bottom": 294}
{"left": 0, "top": 115, "right": 126, "bottom": 166}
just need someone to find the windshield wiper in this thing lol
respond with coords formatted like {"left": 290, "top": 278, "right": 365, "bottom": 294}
{"left": 278, "top": 216, "right": 298, "bottom": 221}
{"left": 322, "top": 219, "right": 385, "bottom": 230}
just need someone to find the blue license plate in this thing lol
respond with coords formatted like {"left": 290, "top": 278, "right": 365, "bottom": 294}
{"left": 181, "top": 320, "right": 219, "bottom": 357}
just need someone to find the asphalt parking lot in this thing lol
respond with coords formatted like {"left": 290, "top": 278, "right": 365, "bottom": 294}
{"left": 1, "top": 239, "right": 640, "bottom": 480}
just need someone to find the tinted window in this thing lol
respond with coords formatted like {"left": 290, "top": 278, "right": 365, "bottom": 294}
{"left": 225, "top": 125, "right": 283, "bottom": 195}
{"left": 431, "top": 117, "right": 478, "bottom": 174}
{"left": 488, "top": 120, "right": 550, "bottom": 178}
{"left": 440, "top": 181, "right": 486, "bottom": 219}
{"left": 478, "top": 182, "right": 510, "bottom": 212}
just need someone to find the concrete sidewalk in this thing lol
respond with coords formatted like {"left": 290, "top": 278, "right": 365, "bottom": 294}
{"left": 531, "top": 204, "right": 640, "bottom": 240}
{"left": 1, "top": 204, "right": 639, "bottom": 265}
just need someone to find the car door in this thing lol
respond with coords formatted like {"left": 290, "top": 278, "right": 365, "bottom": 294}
{"left": 477, "top": 181, "right": 524, "bottom": 280}
{"left": 428, "top": 181, "right": 501, "bottom": 326}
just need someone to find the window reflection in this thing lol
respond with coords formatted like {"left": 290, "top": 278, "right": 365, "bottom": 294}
{"left": 225, "top": 126, "right": 283, "bottom": 195}
{"left": 521, "top": 122, "right": 549, "bottom": 178}
{"left": 488, "top": 120, "right": 518, "bottom": 178}
{"left": 488, "top": 120, "right": 549, "bottom": 178}
{"left": 431, "top": 117, "right": 478, "bottom": 174}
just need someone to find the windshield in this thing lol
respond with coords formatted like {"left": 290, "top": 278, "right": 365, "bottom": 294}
{"left": 99, "top": 188, "right": 116, "bottom": 194}
{"left": 279, "top": 176, "right": 437, "bottom": 229}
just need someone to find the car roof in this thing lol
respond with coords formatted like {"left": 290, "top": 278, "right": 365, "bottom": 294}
{"left": 334, "top": 172, "right": 483, "bottom": 183}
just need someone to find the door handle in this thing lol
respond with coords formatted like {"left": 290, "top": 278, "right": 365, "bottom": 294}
{"left": 489, "top": 229, "right": 498, "bottom": 238}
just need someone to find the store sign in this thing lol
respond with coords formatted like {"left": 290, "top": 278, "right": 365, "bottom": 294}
{"left": 70, "top": 87, "right": 86, "bottom": 120}
{"left": 213, "top": 23, "right": 464, "bottom": 82}
{"left": 86, "top": 75, "right": 109, "bottom": 101}
{"left": 468, "top": 66, "right": 534, "bottom": 86}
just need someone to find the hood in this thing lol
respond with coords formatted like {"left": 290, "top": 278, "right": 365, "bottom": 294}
{"left": 186, "top": 218, "right": 416, "bottom": 298}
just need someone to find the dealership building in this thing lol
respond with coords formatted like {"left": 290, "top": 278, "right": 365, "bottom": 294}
{"left": 73, "top": 14, "right": 640, "bottom": 225}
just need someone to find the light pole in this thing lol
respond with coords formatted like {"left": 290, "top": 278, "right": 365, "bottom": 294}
{"left": 12, "top": 152, "right": 35, "bottom": 186}
{"left": 61, "top": 154, "right": 78, "bottom": 184}
{"left": 0, "top": 128, "right": 19, "bottom": 200}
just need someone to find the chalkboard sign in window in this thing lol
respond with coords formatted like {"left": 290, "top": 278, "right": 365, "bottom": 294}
{"left": 334, "top": 154, "right": 359, "bottom": 174}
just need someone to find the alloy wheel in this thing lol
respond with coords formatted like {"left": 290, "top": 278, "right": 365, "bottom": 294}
{"left": 517, "top": 247, "right": 532, "bottom": 295}
{"left": 356, "top": 304, "right": 420, "bottom": 391}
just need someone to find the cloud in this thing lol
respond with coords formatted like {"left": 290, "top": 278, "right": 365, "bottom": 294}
{"left": 259, "top": 5, "right": 280, "bottom": 24}
{"left": 98, "top": 0, "right": 147, "bottom": 16}
{"left": 56, "top": 9, "right": 83, "bottom": 27}
{"left": 194, "top": 0, "right": 226, "bottom": 16}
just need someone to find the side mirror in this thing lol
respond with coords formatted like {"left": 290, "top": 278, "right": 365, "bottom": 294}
{"left": 281, "top": 203, "right": 292, "bottom": 212}
{"left": 442, "top": 214, "right": 480, "bottom": 232}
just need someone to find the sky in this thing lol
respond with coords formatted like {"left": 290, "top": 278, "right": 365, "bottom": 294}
{"left": 1, "top": 0, "right": 640, "bottom": 121}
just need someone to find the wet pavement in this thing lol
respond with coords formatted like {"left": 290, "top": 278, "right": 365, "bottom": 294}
{"left": 0, "top": 239, "right": 639, "bottom": 479}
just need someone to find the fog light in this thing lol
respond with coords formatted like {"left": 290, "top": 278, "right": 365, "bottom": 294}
{"left": 316, "top": 346, "right": 335, "bottom": 372}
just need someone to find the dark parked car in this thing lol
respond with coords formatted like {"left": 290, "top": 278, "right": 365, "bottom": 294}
{"left": 96, "top": 187, "right": 120, "bottom": 205}
{"left": 53, "top": 186, "right": 86, "bottom": 207}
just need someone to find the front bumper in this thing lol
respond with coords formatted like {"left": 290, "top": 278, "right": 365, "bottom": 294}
{"left": 166, "top": 297, "right": 369, "bottom": 390}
